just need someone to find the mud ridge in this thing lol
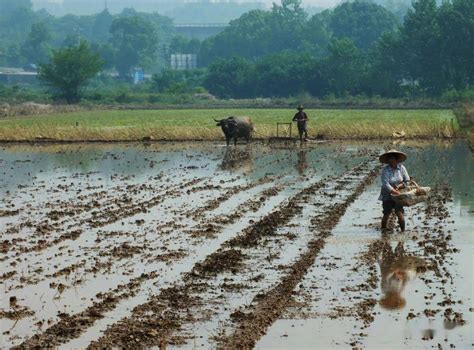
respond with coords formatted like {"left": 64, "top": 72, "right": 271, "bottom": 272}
{"left": 216, "top": 166, "right": 380, "bottom": 348}
{"left": 85, "top": 161, "right": 377, "bottom": 349}
{"left": 12, "top": 272, "right": 158, "bottom": 349}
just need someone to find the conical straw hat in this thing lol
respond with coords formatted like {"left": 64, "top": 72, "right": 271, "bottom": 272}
{"left": 379, "top": 149, "right": 407, "bottom": 164}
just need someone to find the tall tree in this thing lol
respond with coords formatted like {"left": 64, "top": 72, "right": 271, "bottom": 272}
{"left": 92, "top": 9, "right": 114, "bottom": 43}
{"left": 0, "top": 0, "right": 37, "bottom": 51}
{"left": 204, "top": 57, "right": 255, "bottom": 98}
{"left": 437, "top": 0, "right": 474, "bottom": 89}
{"left": 269, "top": 0, "right": 308, "bottom": 52}
{"left": 329, "top": 1, "right": 399, "bottom": 50}
{"left": 322, "top": 38, "right": 367, "bottom": 96}
{"left": 401, "top": 0, "right": 442, "bottom": 94}
{"left": 200, "top": 1, "right": 310, "bottom": 65}
{"left": 38, "top": 41, "right": 104, "bottom": 103}
{"left": 254, "top": 51, "right": 314, "bottom": 97}
{"left": 21, "top": 22, "right": 52, "bottom": 64}
{"left": 302, "top": 14, "right": 330, "bottom": 56}
{"left": 200, "top": 10, "right": 272, "bottom": 65}
{"left": 367, "top": 32, "right": 405, "bottom": 97}
{"left": 109, "top": 16, "right": 158, "bottom": 78}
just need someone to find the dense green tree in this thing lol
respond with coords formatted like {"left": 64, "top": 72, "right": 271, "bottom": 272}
{"left": 169, "top": 36, "right": 201, "bottom": 54}
{"left": 204, "top": 57, "right": 255, "bottom": 98}
{"left": 329, "top": 1, "right": 399, "bottom": 50}
{"left": 201, "top": 1, "right": 314, "bottom": 65}
{"left": 152, "top": 69, "right": 206, "bottom": 93}
{"left": 38, "top": 41, "right": 104, "bottom": 103}
{"left": 301, "top": 14, "right": 330, "bottom": 56}
{"left": 200, "top": 10, "right": 272, "bottom": 65}
{"left": 0, "top": 44, "right": 23, "bottom": 67}
{"left": 200, "top": 0, "right": 399, "bottom": 65}
{"left": 401, "top": 0, "right": 443, "bottom": 94}
{"left": 321, "top": 38, "right": 368, "bottom": 96}
{"left": 0, "top": 0, "right": 472, "bottom": 100}
{"left": 92, "top": 43, "right": 116, "bottom": 70}
{"left": 109, "top": 16, "right": 158, "bottom": 78}
{"left": 269, "top": 0, "right": 308, "bottom": 51}
{"left": 0, "top": 0, "right": 37, "bottom": 47}
{"left": 92, "top": 9, "right": 114, "bottom": 43}
{"left": 437, "top": 0, "right": 474, "bottom": 89}
{"left": 254, "top": 51, "right": 314, "bottom": 97}
{"left": 21, "top": 22, "right": 52, "bottom": 64}
{"left": 374, "top": 0, "right": 413, "bottom": 21}
{"left": 366, "top": 32, "right": 405, "bottom": 97}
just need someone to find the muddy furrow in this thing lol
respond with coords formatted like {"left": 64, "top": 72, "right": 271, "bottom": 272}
{"left": 10, "top": 272, "right": 158, "bottom": 350}
{"left": 183, "top": 175, "right": 277, "bottom": 220}
{"left": 3, "top": 177, "right": 206, "bottom": 258}
{"left": 77, "top": 162, "right": 286, "bottom": 231}
{"left": 215, "top": 165, "right": 380, "bottom": 348}
{"left": 80, "top": 160, "right": 377, "bottom": 349}
{"left": 3, "top": 175, "right": 280, "bottom": 292}
{"left": 7, "top": 178, "right": 292, "bottom": 349}
{"left": 1, "top": 175, "right": 190, "bottom": 253}
{"left": 2, "top": 148, "right": 374, "bottom": 348}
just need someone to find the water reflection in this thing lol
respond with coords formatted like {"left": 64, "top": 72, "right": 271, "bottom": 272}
{"left": 295, "top": 149, "right": 308, "bottom": 176}
{"left": 378, "top": 241, "right": 427, "bottom": 310}
{"left": 220, "top": 148, "right": 254, "bottom": 173}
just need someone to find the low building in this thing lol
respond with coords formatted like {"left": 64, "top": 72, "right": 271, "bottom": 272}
{"left": 170, "top": 54, "right": 197, "bottom": 70}
{"left": 0, "top": 68, "right": 38, "bottom": 85}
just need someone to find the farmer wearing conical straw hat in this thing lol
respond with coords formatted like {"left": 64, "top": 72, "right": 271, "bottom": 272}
{"left": 379, "top": 150, "right": 410, "bottom": 232}
{"left": 292, "top": 105, "right": 309, "bottom": 144}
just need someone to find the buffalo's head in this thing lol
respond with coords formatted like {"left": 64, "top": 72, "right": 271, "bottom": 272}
{"left": 215, "top": 117, "right": 237, "bottom": 132}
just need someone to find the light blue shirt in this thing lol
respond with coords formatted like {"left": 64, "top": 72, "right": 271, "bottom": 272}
{"left": 379, "top": 164, "right": 410, "bottom": 201}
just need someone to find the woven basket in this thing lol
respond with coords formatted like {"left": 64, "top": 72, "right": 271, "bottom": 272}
{"left": 391, "top": 184, "right": 431, "bottom": 207}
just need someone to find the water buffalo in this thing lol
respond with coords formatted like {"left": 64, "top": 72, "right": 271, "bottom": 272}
{"left": 215, "top": 116, "right": 255, "bottom": 146}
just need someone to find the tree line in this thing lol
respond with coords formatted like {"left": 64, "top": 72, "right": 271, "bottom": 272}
{"left": 202, "top": 0, "right": 473, "bottom": 98}
{"left": 0, "top": 1, "right": 173, "bottom": 76}
{"left": 1, "top": 0, "right": 473, "bottom": 103}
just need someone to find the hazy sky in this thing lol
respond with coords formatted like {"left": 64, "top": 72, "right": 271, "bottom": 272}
{"left": 240, "top": 0, "right": 342, "bottom": 7}
{"left": 270, "top": 0, "right": 341, "bottom": 5}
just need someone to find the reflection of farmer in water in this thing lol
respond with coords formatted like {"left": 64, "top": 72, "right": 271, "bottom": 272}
{"left": 292, "top": 105, "right": 309, "bottom": 144}
{"left": 378, "top": 241, "right": 427, "bottom": 310}
{"left": 379, "top": 150, "right": 410, "bottom": 232}
{"left": 296, "top": 149, "right": 308, "bottom": 175}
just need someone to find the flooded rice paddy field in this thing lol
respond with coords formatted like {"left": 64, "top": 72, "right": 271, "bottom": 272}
{"left": 0, "top": 141, "right": 472, "bottom": 349}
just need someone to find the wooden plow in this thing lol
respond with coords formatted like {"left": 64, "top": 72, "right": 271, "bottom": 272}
{"left": 268, "top": 122, "right": 297, "bottom": 145}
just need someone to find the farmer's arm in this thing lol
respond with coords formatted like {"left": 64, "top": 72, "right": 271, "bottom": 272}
{"left": 292, "top": 113, "right": 298, "bottom": 122}
{"left": 395, "top": 166, "right": 410, "bottom": 190}
{"left": 382, "top": 167, "right": 398, "bottom": 195}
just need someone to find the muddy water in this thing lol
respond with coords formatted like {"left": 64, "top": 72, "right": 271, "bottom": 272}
{"left": 258, "top": 142, "right": 474, "bottom": 349}
{"left": 0, "top": 141, "right": 472, "bottom": 349}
